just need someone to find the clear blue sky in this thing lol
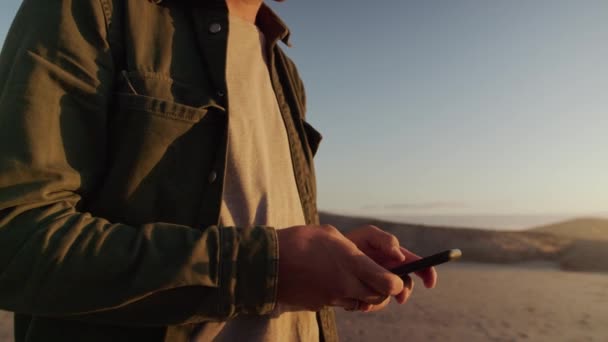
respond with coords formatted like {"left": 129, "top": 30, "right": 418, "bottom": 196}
{"left": 1, "top": 1, "right": 607, "bottom": 223}
{"left": 270, "top": 0, "right": 608, "bottom": 219}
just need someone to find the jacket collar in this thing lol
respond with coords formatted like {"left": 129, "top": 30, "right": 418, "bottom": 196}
{"left": 256, "top": 4, "right": 292, "bottom": 46}
{"left": 150, "top": 0, "right": 291, "bottom": 46}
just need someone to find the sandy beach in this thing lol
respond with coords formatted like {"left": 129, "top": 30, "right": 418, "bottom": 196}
{"left": 336, "top": 262, "right": 608, "bottom": 342}
{"left": 1, "top": 262, "right": 607, "bottom": 341}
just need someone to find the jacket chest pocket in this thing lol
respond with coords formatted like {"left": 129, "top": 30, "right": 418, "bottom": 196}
{"left": 91, "top": 75, "right": 226, "bottom": 227}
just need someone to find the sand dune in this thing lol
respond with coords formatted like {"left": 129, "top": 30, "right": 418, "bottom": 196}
{"left": 531, "top": 217, "right": 608, "bottom": 241}
{"left": 560, "top": 239, "right": 608, "bottom": 273}
{"left": 320, "top": 212, "right": 608, "bottom": 273}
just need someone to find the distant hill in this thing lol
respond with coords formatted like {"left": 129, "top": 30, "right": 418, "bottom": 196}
{"left": 319, "top": 212, "right": 608, "bottom": 273}
{"left": 531, "top": 218, "right": 608, "bottom": 241}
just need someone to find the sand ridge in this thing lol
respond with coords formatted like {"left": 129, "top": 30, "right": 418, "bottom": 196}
{"left": 320, "top": 212, "right": 608, "bottom": 273}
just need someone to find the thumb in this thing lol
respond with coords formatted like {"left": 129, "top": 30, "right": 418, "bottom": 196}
{"left": 354, "top": 254, "right": 404, "bottom": 297}
{"left": 364, "top": 227, "right": 405, "bottom": 262}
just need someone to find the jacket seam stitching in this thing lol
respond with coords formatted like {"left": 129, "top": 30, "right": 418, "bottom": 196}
{"left": 124, "top": 71, "right": 216, "bottom": 94}
{"left": 98, "top": 0, "right": 112, "bottom": 34}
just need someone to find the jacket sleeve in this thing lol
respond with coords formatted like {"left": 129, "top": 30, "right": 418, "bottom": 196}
{"left": 0, "top": 0, "right": 278, "bottom": 326}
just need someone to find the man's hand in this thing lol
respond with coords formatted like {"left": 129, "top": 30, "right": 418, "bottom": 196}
{"left": 344, "top": 225, "right": 438, "bottom": 312}
{"left": 276, "top": 225, "right": 406, "bottom": 312}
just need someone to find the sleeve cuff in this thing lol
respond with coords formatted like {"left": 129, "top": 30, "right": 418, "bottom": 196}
{"left": 222, "top": 225, "right": 279, "bottom": 316}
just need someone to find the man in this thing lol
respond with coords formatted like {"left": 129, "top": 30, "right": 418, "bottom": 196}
{"left": 0, "top": 0, "right": 437, "bottom": 341}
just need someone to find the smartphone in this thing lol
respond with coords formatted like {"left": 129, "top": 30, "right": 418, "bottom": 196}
{"left": 390, "top": 249, "right": 462, "bottom": 277}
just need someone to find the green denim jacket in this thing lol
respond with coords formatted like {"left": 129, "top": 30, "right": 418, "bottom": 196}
{"left": 0, "top": 0, "right": 336, "bottom": 340}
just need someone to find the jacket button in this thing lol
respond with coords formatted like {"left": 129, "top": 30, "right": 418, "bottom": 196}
{"left": 208, "top": 23, "right": 222, "bottom": 34}
{"left": 217, "top": 90, "right": 225, "bottom": 97}
{"left": 208, "top": 171, "right": 218, "bottom": 183}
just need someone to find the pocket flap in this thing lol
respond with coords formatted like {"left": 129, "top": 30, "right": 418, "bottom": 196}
{"left": 115, "top": 92, "right": 222, "bottom": 124}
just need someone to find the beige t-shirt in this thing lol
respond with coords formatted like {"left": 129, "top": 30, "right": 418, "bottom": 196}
{"left": 191, "top": 14, "right": 319, "bottom": 342}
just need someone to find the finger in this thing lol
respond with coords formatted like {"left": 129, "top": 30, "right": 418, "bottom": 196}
{"left": 396, "top": 290, "right": 407, "bottom": 304}
{"left": 395, "top": 275, "right": 414, "bottom": 304}
{"left": 365, "top": 296, "right": 391, "bottom": 312}
{"left": 396, "top": 287, "right": 412, "bottom": 304}
{"left": 359, "top": 302, "right": 374, "bottom": 312}
{"left": 400, "top": 247, "right": 438, "bottom": 289}
{"left": 416, "top": 266, "right": 437, "bottom": 289}
{"left": 341, "top": 271, "right": 392, "bottom": 305}
{"left": 354, "top": 254, "right": 404, "bottom": 297}
{"left": 355, "top": 287, "right": 390, "bottom": 306}
{"left": 332, "top": 298, "right": 379, "bottom": 312}
{"left": 332, "top": 298, "right": 360, "bottom": 311}
{"left": 364, "top": 226, "right": 405, "bottom": 262}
